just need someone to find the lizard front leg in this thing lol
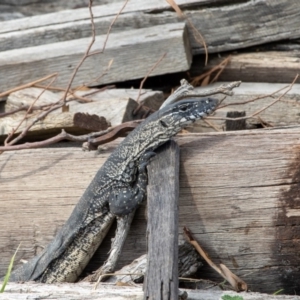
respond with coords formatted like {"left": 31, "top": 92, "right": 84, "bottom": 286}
{"left": 90, "top": 210, "right": 136, "bottom": 283}
{"left": 108, "top": 151, "right": 155, "bottom": 216}
{"left": 90, "top": 152, "right": 155, "bottom": 282}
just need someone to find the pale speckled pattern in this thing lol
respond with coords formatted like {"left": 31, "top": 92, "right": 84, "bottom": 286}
{"left": 8, "top": 97, "right": 218, "bottom": 283}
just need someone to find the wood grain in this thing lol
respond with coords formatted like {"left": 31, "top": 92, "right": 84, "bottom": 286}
{"left": 144, "top": 141, "right": 179, "bottom": 300}
{"left": 1, "top": 0, "right": 299, "bottom": 55}
{"left": 192, "top": 51, "right": 300, "bottom": 84}
{"left": 0, "top": 22, "right": 191, "bottom": 91}
{"left": 189, "top": 83, "right": 300, "bottom": 132}
{"left": 0, "top": 87, "right": 164, "bottom": 139}
{"left": 1, "top": 128, "right": 300, "bottom": 293}
{"left": 2, "top": 282, "right": 300, "bottom": 300}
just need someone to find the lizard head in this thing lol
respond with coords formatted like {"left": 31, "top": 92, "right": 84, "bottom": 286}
{"left": 122, "top": 97, "right": 219, "bottom": 161}
{"left": 131, "top": 97, "right": 219, "bottom": 153}
{"left": 156, "top": 97, "right": 218, "bottom": 134}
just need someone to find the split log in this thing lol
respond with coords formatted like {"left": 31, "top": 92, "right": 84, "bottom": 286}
{"left": 1, "top": 128, "right": 300, "bottom": 293}
{"left": 0, "top": 22, "right": 191, "bottom": 91}
{"left": 192, "top": 51, "right": 300, "bottom": 84}
{"left": 0, "top": 0, "right": 299, "bottom": 55}
{"left": 1, "top": 283, "right": 300, "bottom": 300}
{"left": 4, "top": 88, "right": 164, "bottom": 112}
{"left": 144, "top": 141, "right": 180, "bottom": 300}
{"left": 0, "top": 87, "right": 164, "bottom": 138}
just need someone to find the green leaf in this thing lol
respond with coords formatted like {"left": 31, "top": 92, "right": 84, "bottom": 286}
{"left": 0, "top": 243, "right": 21, "bottom": 293}
{"left": 222, "top": 295, "right": 244, "bottom": 300}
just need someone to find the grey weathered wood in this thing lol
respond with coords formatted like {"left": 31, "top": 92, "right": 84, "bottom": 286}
{"left": 2, "top": 128, "right": 300, "bottom": 293}
{"left": 4, "top": 88, "right": 164, "bottom": 112}
{"left": 106, "top": 241, "right": 202, "bottom": 284}
{"left": 192, "top": 51, "right": 300, "bottom": 84}
{"left": 0, "top": 22, "right": 191, "bottom": 91}
{"left": 0, "top": 283, "right": 300, "bottom": 300}
{"left": 190, "top": 83, "right": 300, "bottom": 132}
{"left": 144, "top": 141, "right": 180, "bottom": 300}
{"left": 0, "top": 0, "right": 299, "bottom": 55}
{"left": 0, "top": 87, "right": 164, "bottom": 138}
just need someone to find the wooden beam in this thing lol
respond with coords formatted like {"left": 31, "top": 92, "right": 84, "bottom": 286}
{"left": 144, "top": 141, "right": 180, "bottom": 300}
{"left": 0, "top": 22, "right": 191, "bottom": 91}
{"left": 192, "top": 51, "right": 300, "bottom": 84}
{"left": 1, "top": 128, "right": 300, "bottom": 293}
{"left": 2, "top": 282, "right": 300, "bottom": 300}
{"left": 1, "top": 1, "right": 299, "bottom": 55}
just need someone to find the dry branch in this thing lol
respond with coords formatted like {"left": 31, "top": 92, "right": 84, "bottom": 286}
{"left": 135, "top": 53, "right": 167, "bottom": 105}
{"left": 183, "top": 227, "right": 248, "bottom": 292}
{"left": 161, "top": 79, "right": 241, "bottom": 108}
{"left": 208, "top": 74, "right": 299, "bottom": 122}
{"left": 166, "top": 0, "right": 208, "bottom": 65}
{"left": 0, "top": 73, "right": 58, "bottom": 99}
{"left": 4, "top": 75, "right": 58, "bottom": 146}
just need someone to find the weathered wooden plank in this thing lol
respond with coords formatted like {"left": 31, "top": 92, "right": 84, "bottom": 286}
{"left": 0, "top": 0, "right": 235, "bottom": 35}
{"left": 0, "top": 88, "right": 163, "bottom": 139}
{"left": 0, "top": 22, "right": 191, "bottom": 91}
{"left": 1, "top": 283, "right": 300, "bottom": 300}
{"left": 1, "top": 128, "right": 300, "bottom": 293}
{"left": 189, "top": 83, "right": 300, "bottom": 132}
{"left": 0, "top": 87, "right": 164, "bottom": 138}
{"left": 192, "top": 51, "right": 300, "bottom": 84}
{"left": 0, "top": 0, "right": 299, "bottom": 55}
{"left": 4, "top": 88, "right": 164, "bottom": 112}
{"left": 144, "top": 141, "right": 179, "bottom": 300}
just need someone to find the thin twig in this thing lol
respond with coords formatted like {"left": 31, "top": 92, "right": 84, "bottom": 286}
{"left": 190, "top": 56, "right": 231, "bottom": 87}
{"left": 136, "top": 53, "right": 167, "bottom": 104}
{"left": 210, "top": 74, "right": 299, "bottom": 122}
{"left": 0, "top": 73, "right": 58, "bottom": 99}
{"left": 183, "top": 227, "right": 248, "bottom": 292}
{"left": 0, "top": 128, "right": 113, "bottom": 152}
{"left": 83, "top": 59, "right": 114, "bottom": 87}
{"left": 161, "top": 79, "right": 241, "bottom": 109}
{"left": 4, "top": 75, "right": 58, "bottom": 146}
{"left": 84, "top": 120, "right": 142, "bottom": 150}
{"left": 34, "top": 84, "right": 115, "bottom": 101}
{"left": 165, "top": 0, "right": 208, "bottom": 65}
{"left": 4, "top": 103, "right": 63, "bottom": 147}
{"left": 88, "top": 0, "right": 129, "bottom": 56}
{"left": 61, "top": 0, "right": 97, "bottom": 103}
{"left": 217, "top": 83, "right": 291, "bottom": 109}
{"left": 61, "top": 0, "right": 129, "bottom": 101}
{"left": 203, "top": 119, "right": 221, "bottom": 132}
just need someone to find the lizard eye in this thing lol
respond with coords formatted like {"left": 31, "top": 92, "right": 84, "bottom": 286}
{"left": 179, "top": 105, "right": 188, "bottom": 112}
{"left": 160, "top": 120, "right": 168, "bottom": 128}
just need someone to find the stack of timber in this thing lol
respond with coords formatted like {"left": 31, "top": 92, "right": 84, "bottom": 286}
{"left": 0, "top": 0, "right": 299, "bottom": 89}
{"left": 1, "top": 1, "right": 300, "bottom": 299}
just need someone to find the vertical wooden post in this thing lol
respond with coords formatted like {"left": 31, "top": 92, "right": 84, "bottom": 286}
{"left": 144, "top": 140, "right": 180, "bottom": 300}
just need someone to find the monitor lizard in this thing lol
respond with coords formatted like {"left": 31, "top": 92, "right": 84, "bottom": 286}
{"left": 8, "top": 96, "right": 218, "bottom": 283}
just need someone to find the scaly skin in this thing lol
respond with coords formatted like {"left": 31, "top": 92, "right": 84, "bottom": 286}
{"left": 8, "top": 97, "right": 218, "bottom": 283}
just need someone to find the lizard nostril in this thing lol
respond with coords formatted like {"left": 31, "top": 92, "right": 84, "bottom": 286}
{"left": 160, "top": 120, "right": 168, "bottom": 128}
